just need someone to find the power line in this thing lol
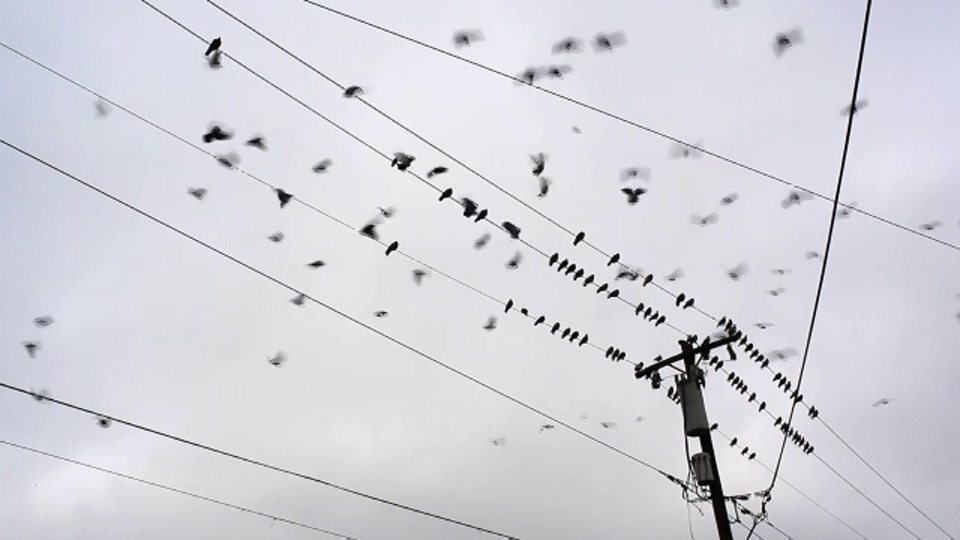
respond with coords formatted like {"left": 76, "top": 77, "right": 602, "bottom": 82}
{"left": 0, "top": 439, "right": 358, "bottom": 539}
{"left": 0, "top": 383, "right": 515, "bottom": 539}
{"left": 296, "top": 0, "right": 960, "bottom": 256}
{"left": 0, "top": 136, "right": 691, "bottom": 491}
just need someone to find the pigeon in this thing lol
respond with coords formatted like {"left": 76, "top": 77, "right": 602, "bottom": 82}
{"left": 583, "top": 274, "right": 595, "bottom": 286}
{"left": 502, "top": 222, "right": 522, "bottom": 239}
{"left": 187, "top": 187, "right": 207, "bottom": 200}
{"left": 841, "top": 99, "right": 869, "bottom": 116}
{"left": 374, "top": 310, "right": 389, "bottom": 318}
{"left": 311, "top": 159, "right": 334, "bottom": 173}
{"left": 517, "top": 67, "right": 541, "bottom": 85}
{"left": 215, "top": 152, "right": 240, "bottom": 169}
{"left": 730, "top": 438, "right": 738, "bottom": 447}
{"left": 579, "top": 334, "right": 589, "bottom": 346}
{"left": 205, "top": 37, "right": 222, "bottom": 56}
{"left": 593, "top": 31, "right": 626, "bottom": 51}
{"left": 683, "top": 298, "right": 695, "bottom": 309}
{"left": 290, "top": 293, "right": 307, "bottom": 307}
{"left": 490, "top": 437, "right": 507, "bottom": 447}
{"left": 33, "top": 316, "right": 54, "bottom": 328}
{"left": 307, "top": 260, "right": 326, "bottom": 269}
{"left": 385, "top": 241, "right": 399, "bottom": 256}
{"left": 461, "top": 197, "right": 479, "bottom": 218}
{"left": 569, "top": 331, "right": 580, "bottom": 342}
{"left": 427, "top": 166, "right": 449, "bottom": 178}
{"left": 545, "top": 64, "right": 572, "bottom": 79}
{"left": 608, "top": 289, "right": 620, "bottom": 299}
{"left": 616, "top": 268, "right": 640, "bottom": 281}
{"left": 552, "top": 37, "right": 582, "bottom": 53}
{"left": 412, "top": 269, "right": 428, "bottom": 285}
{"left": 573, "top": 232, "right": 586, "bottom": 246}
{"left": 245, "top": 136, "right": 267, "bottom": 150}
{"left": 754, "top": 322, "right": 773, "bottom": 330}
{"left": 276, "top": 189, "right": 294, "bottom": 208}
{"left": 534, "top": 315, "right": 546, "bottom": 326}
{"left": 621, "top": 167, "right": 652, "bottom": 182}
{"left": 453, "top": 29, "right": 483, "bottom": 47}
{"left": 94, "top": 99, "right": 111, "bottom": 117}
{"left": 621, "top": 187, "right": 647, "bottom": 205}
{"left": 782, "top": 190, "right": 814, "bottom": 209}
{"left": 600, "top": 421, "right": 617, "bottom": 429}
{"left": 203, "top": 125, "right": 233, "bottom": 144}
{"left": 505, "top": 299, "right": 514, "bottom": 313}
{"left": 767, "top": 287, "right": 786, "bottom": 297}
{"left": 439, "top": 188, "right": 454, "bottom": 202}
{"left": 267, "top": 232, "right": 285, "bottom": 243}
{"left": 343, "top": 85, "right": 364, "bottom": 98}
{"left": 97, "top": 416, "right": 112, "bottom": 429}
{"left": 23, "top": 342, "right": 40, "bottom": 358}
{"left": 643, "top": 274, "right": 654, "bottom": 286}
{"left": 836, "top": 202, "right": 858, "bottom": 219}
{"left": 573, "top": 269, "right": 585, "bottom": 280}
{"left": 597, "top": 283, "right": 609, "bottom": 294}
{"left": 474, "top": 232, "right": 491, "bottom": 249}
{"left": 540, "top": 424, "right": 556, "bottom": 433}
{"left": 207, "top": 50, "right": 223, "bottom": 69}
{"left": 720, "top": 193, "right": 739, "bottom": 206}
{"left": 537, "top": 177, "right": 551, "bottom": 198}
{"left": 670, "top": 140, "right": 704, "bottom": 159}
{"left": 475, "top": 209, "right": 488, "bottom": 222}
{"left": 691, "top": 213, "right": 719, "bottom": 226}
{"left": 727, "top": 263, "right": 749, "bottom": 281}
{"left": 919, "top": 221, "right": 942, "bottom": 231}
{"left": 359, "top": 222, "right": 379, "bottom": 241}
{"left": 557, "top": 259, "right": 569, "bottom": 272}
{"left": 377, "top": 207, "right": 396, "bottom": 219}
{"left": 483, "top": 316, "right": 498, "bottom": 331}
{"left": 805, "top": 251, "right": 821, "bottom": 260}
{"left": 267, "top": 351, "right": 286, "bottom": 367}
{"left": 872, "top": 398, "right": 895, "bottom": 408}
{"left": 530, "top": 153, "right": 546, "bottom": 176}
{"left": 665, "top": 268, "right": 684, "bottom": 282}
{"left": 391, "top": 152, "right": 415, "bottom": 171}
{"left": 506, "top": 252, "right": 522, "bottom": 269}
{"left": 676, "top": 293, "right": 686, "bottom": 307}
{"left": 774, "top": 29, "right": 804, "bottom": 57}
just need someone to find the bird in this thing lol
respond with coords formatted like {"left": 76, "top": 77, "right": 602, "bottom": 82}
{"left": 670, "top": 140, "right": 704, "bottom": 159}
{"left": 502, "top": 222, "right": 522, "bottom": 239}
{"left": 552, "top": 323, "right": 562, "bottom": 335}
{"left": 537, "top": 177, "right": 551, "bottom": 198}
{"left": 573, "top": 268, "right": 585, "bottom": 280}
{"left": 343, "top": 85, "right": 364, "bottom": 98}
{"left": 312, "top": 159, "right": 334, "bottom": 174}
{"left": 621, "top": 167, "right": 652, "bottom": 182}
{"left": 836, "top": 202, "right": 858, "bottom": 219}
{"left": 748, "top": 452, "right": 756, "bottom": 461}
{"left": 275, "top": 189, "right": 294, "bottom": 209}
{"left": 841, "top": 99, "right": 869, "bottom": 116}
{"left": 374, "top": 310, "right": 389, "bottom": 318}
{"left": 565, "top": 264, "right": 577, "bottom": 276}
{"left": 665, "top": 268, "right": 684, "bottom": 282}
{"left": 427, "top": 166, "right": 449, "bottom": 178}
{"left": 727, "top": 263, "right": 749, "bottom": 281}
{"left": 741, "top": 447, "right": 749, "bottom": 456}
{"left": 570, "top": 331, "right": 580, "bottom": 342}
{"left": 483, "top": 316, "right": 498, "bottom": 331}
{"left": 583, "top": 274, "right": 595, "bottom": 287}
{"left": 579, "top": 334, "right": 589, "bottom": 347}
{"left": 683, "top": 298, "right": 694, "bottom": 309}
{"left": 94, "top": 99, "right": 111, "bottom": 117}
{"left": 557, "top": 259, "right": 569, "bottom": 272}
{"left": 385, "top": 242, "right": 399, "bottom": 256}
{"left": 267, "top": 351, "right": 286, "bottom": 367}
{"left": 782, "top": 190, "right": 813, "bottom": 209}
{"left": 215, "top": 152, "right": 240, "bottom": 169}
{"left": 33, "top": 316, "right": 54, "bottom": 328}
{"left": 439, "top": 188, "right": 454, "bottom": 202}
{"left": 517, "top": 67, "right": 541, "bottom": 85}
{"left": 530, "top": 153, "right": 546, "bottom": 176}
{"left": 643, "top": 274, "right": 654, "bottom": 287}
{"left": 267, "top": 232, "right": 285, "bottom": 243}
{"left": 490, "top": 437, "right": 507, "bottom": 447}
{"left": 716, "top": 0, "right": 739, "bottom": 8}
{"left": 359, "top": 222, "right": 379, "bottom": 241}
{"left": 506, "top": 252, "right": 522, "bottom": 269}
{"left": 534, "top": 315, "right": 546, "bottom": 326}
{"left": 307, "top": 260, "right": 326, "bottom": 269}
{"left": 597, "top": 283, "right": 609, "bottom": 294}
{"left": 544, "top": 64, "right": 572, "bottom": 79}
{"left": 616, "top": 268, "right": 640, "bottom": 281}
{"left": 572, "top": 126, "right": 581, "bottom": 134}
{"left": 759, "top": 402, "right": 766, "bottom": 413}
{"left": 720, "top": 193, "right": 739, "bottom": 206}
{"left": 452, "top": 29, "right": 483, "bottom": 47}
{"left": 676, "top": 293, "right": 686, "bottom": 307}
{"left": 505, "top": 299, "right": 514, "bottom": 313}
{"left": 593, "top": 31, "right": 626, "bottom": 51}
{"left": 621, "top": 187, "right": 647, "bottom": 205}
{"left": 730, "top": 438, "right": 738, "bottom": 447}
{"left": 23, "top": 342, "right": 40, "bottom": 358}
{"left": 475, "top": 209, "right": 488, "bottom": 222}
{"left": 540, "top": 424, "right": 556, "bottom": 433}
{"left": 474, "top": 232, "right": 491, "bottom": 249}
{"left": 461, "top": 197, "right": 479, "bottom": 218}
{"left": 377, "top": 207, "right": 396, "bottom": 219}
{"left": 97, "top": 416, "right": 112, "bottom": 429}
{"left": 548, "top": 252, "right": 560, "bottom": 266}
{"left": 605, "top": 347, "right": 614, "bottom": 359}
{"left": 691, "top": 213, "right": 719, "bottom": 226}
{"left": 245, "top": 136, "right": 267, "bottom": 150}
{"left": 202, "top": 125, "right": 233, "bottom": 144}
{"left": 30, "top": 388, "right": 50, "bottom": 402}
{"left": 207, "top": 50, "right": 223, "bottom": 69}
{"left": 187, "top": 187, "right": 207, "bottom": 201}
{"left": 290, "top": 293, "right": 307, "bottom": 307}
{"left": 205, "top": 37, "right": 222, "bottom": 56}
{"left": 552, "top": 37, "right": 582, "bottom": 53}
{"left": 600, "top": 421, "right": 617, "bottom": 429}
{"left": 391, "top": 152, "right": 415, "bottom": 171}
{"left": 573, "top": 232, "right": 586, "bottom": 246}
{"left": 805, "top": 251, "right": 821, "bottom": 260}
{"left": 412, "top": 269, "right": 427, "bottom": 285}
{"left": 769, "top": 348, "right": 798, "bottom": 361}
{"left": 608, "top": 289, "right": 620, "bottom": 299}
{"left": 771, "top": 268, "right": 791, "bottom": 275}
{"left": 561, "top": 328, "right": 571, "bottom": 339}
{"left": 919, "top": 221, "right": 942, "bottom": 231}
{"left": 773, "top": 29, "right": 804, "bottom": 57}
{"left": 872, "top": 398, "right": 895, "bottom": 407}
{"left": 767, "top": 287, "right": 786, "bottom": 297}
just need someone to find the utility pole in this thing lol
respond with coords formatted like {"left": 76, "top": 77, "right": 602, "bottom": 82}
{"left": 636, "top": 333, "right": 740, "bottom": 540}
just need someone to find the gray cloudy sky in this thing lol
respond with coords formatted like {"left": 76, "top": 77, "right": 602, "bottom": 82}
{"left": 1, "top": 0, "right": 958, "bottom": 538}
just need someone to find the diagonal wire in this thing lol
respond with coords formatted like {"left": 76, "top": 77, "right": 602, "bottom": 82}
{"left": 0, "top": 439, "right": 358, "bottom": 539}
{"left": 297, "top": 0, "right": 960, "bottom": 255}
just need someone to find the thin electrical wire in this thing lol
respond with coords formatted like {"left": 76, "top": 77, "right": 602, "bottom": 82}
{"left": 0, "top": 439, "right": 357, "bottom": 539}
{"left": 296, "top": 0, "right": 960, "bottom": 256}
{"left": 0, "top": 384, "right": 516, "bottom": 539}
{"left": 0, "top": 137, "right": 692, "bottom": 491}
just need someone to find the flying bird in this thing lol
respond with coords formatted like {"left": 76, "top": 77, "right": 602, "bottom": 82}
{"left": 572, "top": 125, "right": 581, "bottom": 134}
{"left": 670, "top": 140, "right": 704, "bottom": 159}
{"left": 540, "top": 424, "right": 556, "bottom": 433}
{"left": 310, "top": 159, "right": 333, "bottom": 173}
{"left": 33, "top": 316, "right": 54, "bottom": 328}
{"left": 530, "top": 153, "right": 546, "bottom": 176}
{"left": 307, "top": 260, "right": 326, "bottom": 269}
{"left": 621, "top": 187, "right": 647, "bottom": 205}
{"left": 391, "top": 152, "right": 415, "bottom": 171}
{"left": 205, "top": 37, "right": 222, "bottom": 56}
{"left": 716, "top": 0, "right": 739, "bottom": 8}
{"left": 502, "top": 222, "right": 522, "bottom": 239}
{"left": 774, "top": 28, "right": 804, "bottom": 57}
{"left": 202, "top": 125, "right": 233, "bottom": 144}
{"left": 207, "top": 50, "right": 223, "bottom": 69}
{"left": 544, "top": 64, "right": 572, "bottom": 79}
{"left": 427, "top": 166, "right": 449, "bottom": 178}
{"left": 621, "top": 167, "right": 652, "bottom": 182}
{"left": 600, "top": 421, "right": 617, "bottom": 429}
{"left": 412, "top": 269, "right": 428, "bottom": 285}
{"left": 919, "top": 221, "right": 942, "bottom": 231}
{"left": 872, "top": 398, "right": 895, "bottom": 408}
{"left": 215, "top": 152, "right": 240, "bottom": 169}
{"left": 665, "top": 268, "right": 684, "bottom": 282}
{"left": 593, "top": 31, "right": 626, "bottom": 51}
{"left": 537, "top": 176, "right": 551, "bottom": 198}
{"left": 377, "top": 206, "right": 396, "bottom": 219}
{"left": 517, "top": 67, "right": 541, "bottom": 85}
{"left": 453, "top": 29, "right": 483, "bottom": 47}
{"left": 841, "top": 99, "right": 869, "bottom": 116}
{"left": 31, "top": 388, "right": 50, "bottom": 402}
{"left": 290, "top": 293, "right": 307, "bottom": 307}
{"left": 461, "top": 197, "right": 479, "bottom": 218}
{"left": 782, "top": 190, "right": 814, "bottom": 209}
{"left": 267, "top": 351, "right": 286, "bottom": 367}
{"left": 506, "top": 252, "right": 522, "bottom": 269}
{"left": 552, "top": 37, "right": 582, "bottom": 53}
{"left": 727, "top": 263, "right": 749, "bottom": 281}
{"left": 343, "top": 85, "right": 364, "bottom": 98}
{"left": 691, "top": 213, "right": 719, "bottom": 226}
{"left": 754, "top": 322, "right": 774, "bottom": 330}
{"left": 385, "top": 241, "right": 399, "bottom": 256}
{"left": 771, "top": 268, "right": 791, "bottom": 275}
{"left": 616, "top": 268, "right": 640, "bottom": 281}
{"left": 23, "top": 342, "right": 40, "bottom": 358}
{"left": 483, "top": 316, "right": 498, "bottom": 331}
{"left": 276, "top": 189, "right": 294, "bottom": 208}
{"left": 490, "top": 437, "right": 507, "bottom": 447}
{"left": 720, "top": 193, "right": 739, "bottom": 206}
{"left": 805, "top": 251, "right": 821, "bottom": 260}
{"left": 187, "top": 187, "right": 207, "bottom": 201}
{"left": 474, "top": 232, "right": 491, "bottom": 249}
{"left": 767, "top": 287, "right": 786, "bottom": 296}
{"left": 836, "top": 201, "right": 858, "bottom": 219}
{"left": 94, "top": 99, "right": 110, "bottom": 117}
{"left": 267, "top": 232, "right": 285, "bottom": 243}
{"left": 769, "top": 348, "right": 798, "bottom": 361}
{"left": 245, "top": 136, "right": 267, "bottom": 150}
{"left": 359, "top": 222, "right": 379, "bottom": 241}
{"left": 374, "top": 310, "right": 389, "bottom": 318}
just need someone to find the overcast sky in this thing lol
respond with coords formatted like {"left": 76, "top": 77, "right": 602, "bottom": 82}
{"left": 1, "top": 0, "right": 958, "bottom": 539}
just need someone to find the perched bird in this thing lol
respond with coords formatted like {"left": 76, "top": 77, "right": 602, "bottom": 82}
{"left": 919, "top": 221, "right": 942, "bottom": 231}
{"left": 773, "top": 28, "right": 804, "bottom": 57}
{"left": 205, "top": 37, "right": 222, "bottom": 56}
{"left": 691, "top": 213, "right": 719, "bottom": 226}
{"left": 616, "top": 268, "right": 640, "bottom": 281}
{"left": 872, "top": 398, "right": 895, "bottom": 408}
{"left": 187, "top": 187, "right": 207, "bottom": 200}
{"left": 748, "top": 453, "right": 756, "bottom": 461}
{"left": 290, "top": 293, "right": 307, "bottom": 307}
{"left": 665, "top": 268, "right": 684, "bottom": 282}
{"left": 767, "top": 287, "right": 786, "bottom": 296}
{"left": 545, "top": 64, "right": 572, "bottom": 79}
{"left": 385, "top": 241, "right": 399, "bottom": 256}
{"left": 412, "top": 269, "right": 428, "bottom": 285}
{"left": 517, "top": 67, "right": 541, "bottom": 85}
{"left": 573, "top": 268, "right": 585, "bottom": 280}
{"left": 502, "top": 222, "right": 522, "bottom": 239}
{"left": 343, "top": 85, "right": 364, "bottom": 98}
{"left": 670, "top": 140, "right": 704, "bottom": 159}
{"left": 391, "top": 152, "right": 415, "bottom": 171}
{"left": 552, "top": 323, "right": 562, "bottom": 335}
{"left": 94, "top": 99, "right": 111, "bottom": 117}
{"left": 276, "top": 189, "right": 294, "bottom": 209}
{"left": 573, "top": 232, "right": 586, "bottom": 246}
{"left": 506, "top": 252, "right": 522, "bottom": 269}
{"left": 202, "top": 125, "right": 233, "bottom": 144}
{"left": 836, "top": 201, "right": 858, "bottom": 219}
{"left": 475, "top": 209, "right": 488, "bottom": 222}
{"left": 782, "top": 190, "right": 813, "bottom": 209}
{"left": 374, "top": 310, "right": 389, "bottom": 318}
{"left": 676, "top": 293, "right": 687, "bottom": 307}
{"left": 621, "top": 187, "right": 647, "bottom": 205}
{"left": 439, "top": 188, "right": 454, "bottom": 202}
{"left": 593, "top": 31, "right": 626, "bottom": 51}
{"left": 727, "top": 263, "right": 749, "bottom": 281}
{"left": 570, "top": 331, "right": 580, "bottom": 342}
{"left": 312, "top": 159, "right": 334, "bottom": 174}
{"left": 730, "top": 438, "right": 738, "bottom": 447}
{"left": 245, "top": 136, "right": 267, "bottom": 150}
{"left": 579, "top": 334, "right": 589, "bottom": 347}
{"left": 841, "top": 99, "right": 869, "bottom": 116}
{"left": 557, "top": 259, "right": 569, "bottom": 272}
{"left": 474, "top": 232, "right": 491, "bottom": 249}
{"left": 552, "top": 37, "right": 582, "bottom": 53}
{"left": 600, "top": 421, "right": 617, "bottom": 429}
{"left": 461, "top": 197, "right": 479, "bottom": 218}
{"left": 759, "top": 402, "right": 766, "bottom": 413}
{"left": 583, "top": 274, "right": 595, "bottom": 287}
{"left": 427, "top": 166, "right": 449, "bottom": 178}
{"left": 23, "top": 342, "right": 40, "bottom": 358}
{"left": 267, "top": 351, "right": 286, "bottom": 367}
{"left": 267, "top": 232, "right": 285, "bottom": 243}
{"left": 359, "top": 222, "right": 379, "bottom": 241}
{"left": 683, "top": 298, "right": 695, "bottom": 309}
{"left": 606, "top": 346, "right": 614, "bottom": 359}
{"left": 97, "top": 416, "right": 112, "bottom": 429}
{"left": 608, "top": 289, "right": 620, "bottom": 300}
{"left": 215, "top": 152, "right": 240, "bottom": 168}
{"left": 207, "top": 50, "right": 223, "bottom": 69}
{"left": 643, "top": 274, "right": 654, "bottom": 286}
{"left": 307, "top": 260, "right": 326, "bottom": 269}
{"left": 720, "top": 193, "right": 739, "bottom": 206}
{"left": 453, "top": 29, "right": 483, "bottom": 47}
{"left": 530, "top": 153, "right": 546, "bottom": 176}
{"left": 537, "top": 176, "right": 551, "bottom": 198}
{"left": 597, "top": 283, "right": 609, "bottom": 294}
{"left": 483, "top": 316, "right": 498, "bottom": 331}
{"left": 505, "top": 299, "right": 514, "bottom": 313}
{"left": 621, "top": 167, "right": 652, "bottom": 182}
{"left": 565, "top": 264, "right": 578, "bottom": 276}
{"left": 561, "top": 328, "right": 571, "bottom": 339}
{"left": 33, "top": 316, "right": 54, "bottom": 328}
{"left": 534, "top": 315, "right": 546, "bottom": 326}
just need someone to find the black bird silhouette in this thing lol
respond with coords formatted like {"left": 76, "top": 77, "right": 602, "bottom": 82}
{"left": 205, "top": 37, "right": 222, "bottom": 56}
{"left": 782, "top": 190, "right": 814, "bottom": 209}
{"left": 551, "top": 323, "right": 561, "bottom": 335}
{"left": 676, "top": 293, "right": 686, "bottom": 307}
{"left": 506, "top": 252, "right": 522, "bottom": 269}
{"left": 573, "top": 232, "right": 586, "bottom": 246}
{"left": 412, "top": 269, "right": 427, "bottom": 285}
{"left": 385, "top": 241, "right": 399, "bottom": 256}
{"left": 621, "top": 167, "right": 652, "bottom": 182}
{"left": 427, "top": 166, "right": 449, "bottom": 178}
{"left": 505, "top": 299, "right": 514, "bottom": 313}
{"left": 841, "top": 99, "right": 869, "bottom": 116}
{"left": 643, "top": 274, "right": 654, "bottom": 286}
{"left": 741, "top": 447, "right": 749, "bottom": 456}
{"left": 645, "top": 307, "right": 654, "bottom": 319}
{"left": 774, "top": 29, "right": 804, "bottom": 57}
{"left": 670, "top": 140, "right": 704, "bottom": 159}
{"left": 608, "top": 289, "right": 620, "bottom": 299}
{"left": 276, "top": 189, "right": 294, "bottom": 209}
{"left": 759, "top": 402, "right": 767, "bottom": 413}
{"left": 267, "top": 232, "right": 285, "bottom": 243}
{"left": 540, "top": 424, "right": 556, "bottom": 433}
{"left": 215, "top": 152, "right": 240, "bottom": 169}
{"left": 565, "top": 264, "right": 577, "bottom": 276}
{"left": 461, "top": 197, "right": 479, "bottom": 218}
{"left": 391, "top": 152, "right": 415, "bottom": 171}
{"left": 561, "top": 328, "right": 571, "bottom": 339}
{"left": 720, "top": 193, "right": 739, "bottom": 205}
{"left": 343, "top": 85, "right": 364, "bottom": 98}
{"left": 245, "top": 136, "right": 267, "bottom": 150}
{"left": 503, "top": 222, "right": 522, "bottom": 239}
{"left": 374, "top": 310, "right": 389, "bottom": 318}
{"left": 608, "top": 253, "right": 620, "bottom": 266}
{"left": 187, "top": 187, "right": 207, "bottom": 200}
{"left": 534, "top": 315, "right": 546, "bottom": 326}
{"left": 97, "top": 416, "right": 112, "bottom": 429}
{"left": 593, "top": 31, "right": 626, "bottom": 51}
{"left": 520, "top": 308, "right": 529, "bottom": 316}
{"left": 545, "top": 64, "right": 572, "bottom": 79}
{"left": 517, "top": 67, "right": 541, "bottom": 85}
{"left": 635, "top": 304, "right": 644, "bottom": 316}
{"left": 312, "top": 159, "right": 333, "bottom": 173}
{"left": 290, "top": 293, "right": 306, "bottom": 307}
{"left": 730, "top": 438, "right": 738, "bottom": 447}
{"left": 537, "top": 177, "right": 551, "bottom": 198}
{"left": 530, "top": 153, "right": 546, "bottom": 176}
{"left": 665, "top": 268, "right": 684, "bottom": 282}
{"left": 605, "top": 346, "right": 614, "bottom": 359}
{"left": 583, "top": 274, "right": 595, "bottom": 287}
{"left": 483, "top": 316, "right": 498, "bottom": 331}
{"left": 548, "top": 253, "right": 560, "bottom": 266}
{"left": 267, "top": 351, "right": 286, "bottom": 367}
{"left": 202, "top": 125, "right": 233, "bottom": 143}
{"left": 919, "top": 221, "right": 942, "bottom": 231}
{"left": 439, "top": 188, "right": 454, "bottom": 202}
{"left": 475, "top": 209, "right": 488, "bottom": 222}
{"left": 597, "top": 283, "right": 609, "bottom": 294}
{"left": 579, "top": 334, "right": 589, "bottom": 346}
{"left": 307, "top": 260, "right": 326, "bottom": 269}
{"left": 617, "top": 268, "right": 640, "bottom": 281}
{"left": 621, "top": 187, "right": 647, "bottom": 205}
{"left": 683, "top": 298, "right": 695, "bottom": 309}
{"left": 552, "top": 37, "right": 582, "bottom": 53}
{"left": 23, "top": 342, "right": 40, "bottom": 358}
{"left": 557, "top": 259, "right": 569, "bottom": 272}
{"left": 727, "top": 263, "right": 749, "bottom": 281}
{"left": 453, "top": 29, "right": 483, "bottom": 47}
{"left": 207, "top": 50, "right": 223, "bottom": 69}
{"left": 691, "top": 213, "right": 719, "bottom": 226}
{"left": 359, "top": 222, "right": 379, "bottom": 241}
{"left": 33, "top": 316, "right": 54, "bottom": 328}
{"left": 570, "top": 331, "right": 580, "bottom": 342}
